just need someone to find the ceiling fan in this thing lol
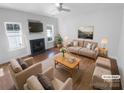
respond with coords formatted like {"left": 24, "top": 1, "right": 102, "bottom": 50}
{"left": 55, "top": 3, "right": 71, "bottom": 12}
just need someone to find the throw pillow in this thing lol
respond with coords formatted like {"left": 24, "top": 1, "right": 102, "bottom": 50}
{"left": 27, "top": 75, "right": 44, "bottom": 90}
{"left": 10, "top": 59, "right": 22, "bottom": 73}
{"left": 17, "top": 58, "right": 29, "bottom": 70}
{"left": 91, "top": 44, "right": 96, "bottom": 50}
{"left": 78, "top": 40, "right": 84, "bottom": 47}
{"left": 86, "top": 43, "right": 92, "bottom": 49}
{"left": 67, "top": 42, "right": 73, "bottom": 46}
{"left": 73, "top": 41, "right": 78, "bottom": 47}
{"left": 37, "top": 73, "right": 54, "bottom": 90}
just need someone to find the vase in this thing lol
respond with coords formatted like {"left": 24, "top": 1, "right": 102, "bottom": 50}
{"left": 62, "top": 52, "right": 65, "bottom": 57}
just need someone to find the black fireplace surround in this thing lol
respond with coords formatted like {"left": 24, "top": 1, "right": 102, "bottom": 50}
{"left": 30, "top": 38, "right": 45, "bottom": 56}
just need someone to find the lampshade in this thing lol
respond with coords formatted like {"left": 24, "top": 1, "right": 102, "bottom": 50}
{"left": 64, "top": 36, "right": 69, "bottom": 41}
{"left": 101, "top": 38, "right": 108, "bottom": 44}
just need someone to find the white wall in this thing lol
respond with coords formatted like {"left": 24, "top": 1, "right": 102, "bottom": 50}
{"left": 0, "top": 8, "right": 59, "bottom": 64}
{"left": 118, "top": 8, "right": 124, "bottom": 89}
{"left": 58, "top": 7, "right": 122, "bottom": 58}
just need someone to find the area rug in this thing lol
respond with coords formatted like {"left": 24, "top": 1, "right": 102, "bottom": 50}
{"left": 41, "top": 53, "right": 95, "bottom": 90}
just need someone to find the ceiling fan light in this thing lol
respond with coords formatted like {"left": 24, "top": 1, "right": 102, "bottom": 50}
{"left": 55, "top": 3, "right": 60, "bottom": 7}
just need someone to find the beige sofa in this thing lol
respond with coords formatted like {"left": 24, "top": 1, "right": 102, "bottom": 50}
{"left": 24, "top": 67, "right": 72, "bottom": 90}
{"left": 66, "top": 39, "right": 99, "bottom": 59}
{"left": 9, "top": 57, "right": 42, "bottom": 89}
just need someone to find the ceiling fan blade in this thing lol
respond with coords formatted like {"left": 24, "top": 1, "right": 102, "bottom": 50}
{"left": 60, "top": 8, "right": 71, "bottom": 12}
{"left": 55, "top": 3, "right": 71, "bottom": 13}
{"left": 55, "top": 3, "right": 63, "bottom": 8}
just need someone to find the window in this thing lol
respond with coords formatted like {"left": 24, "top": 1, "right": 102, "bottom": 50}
{"left": 46, "top": 25, "right": 54, "bottom": 42}
{"left": 5, "top": 22, "right": 24, "bottom": 51}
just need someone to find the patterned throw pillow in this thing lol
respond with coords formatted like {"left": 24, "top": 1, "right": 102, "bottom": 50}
{"left": 91, "top": 44, "right": 96, "bottom": 50}
{"left": 86, "top": 43, "right": 92, "bottom": 49}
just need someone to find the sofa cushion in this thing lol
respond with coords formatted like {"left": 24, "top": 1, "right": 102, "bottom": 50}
{"left": 96, "top": 57, "right": 111, "bottom": 70}
{"left": 24, "top": 83, "right": 29, "bottom": 90}
{"left": 17, "top": 58, "right": 29, "bottom": 70}
{"left": 92, "top": 65, "right": 112, "bottom": 89}
{"left": 10, "top": 59, "right": 23, "bottom": 73}
{"left": 27, "top": 75, "right": 44, "bottom": 90}
{"left": 79, "top": 48, "right": 96, "bottom": 58}
{"left": 52, "top": 78, "right": 64, "bottom": 90}
{"left": 67, "top": 47, "right": 82, "bottom": 54}
{"left": 37, "top": 73, "right": 54, "bottom": 90}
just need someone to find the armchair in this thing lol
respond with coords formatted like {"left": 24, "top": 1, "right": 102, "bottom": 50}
{"left": 9, "top": 57, "right": 42, "bottom": 89}
{"left": 42, "top": 67, "right": 72, "bottom": 90}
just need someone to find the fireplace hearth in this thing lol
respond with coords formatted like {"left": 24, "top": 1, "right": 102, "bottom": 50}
{"left": 30, "top": 38, "right": 45, "bottom": 56}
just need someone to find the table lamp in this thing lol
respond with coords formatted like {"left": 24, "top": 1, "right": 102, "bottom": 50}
{"left": 64, "top": 36, "right": 69, "bottom": 41}
{"left": 101, "top": 38, "right": 108, "bottom": 49}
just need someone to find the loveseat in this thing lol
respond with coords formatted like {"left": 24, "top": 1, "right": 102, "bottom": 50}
{"left": 92, "top": 57, "right": 121, "bottom": 90}
{"left": 92, "top": 57, "right": 112, "bottom": 89}
{"left": 66, "top": 39, "right": 99, "bottom": 59}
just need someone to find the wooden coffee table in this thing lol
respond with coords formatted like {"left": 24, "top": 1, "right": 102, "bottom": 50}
{"left": 54, "top": 53, "right": 80, "bottom": 75}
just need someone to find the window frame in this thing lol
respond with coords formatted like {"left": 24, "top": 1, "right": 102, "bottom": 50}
{"left": 46, "top": 24, "right": 54, "bottom": 43}
{"left": 4, "top": 22, "right": 25, "bottom": 51}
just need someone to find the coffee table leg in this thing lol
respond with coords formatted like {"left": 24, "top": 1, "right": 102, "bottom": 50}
{"left": 55, "top": 61, "right": 57, "bottom": 68}
{"left": 78, "top": 63, "right": 79, "bottom": 70}
{"left": 71, "top": 69, "right": 74, "bottom": 77}
{"left": 55, "top": 62, "right": 56, "bottom": 68}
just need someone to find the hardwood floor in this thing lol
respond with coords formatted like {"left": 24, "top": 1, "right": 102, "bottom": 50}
{"left": 0, "top": 47, "right": 122, "bottom": 90}
{"left": 33, "top": 48, "right": 60, "bottom": 63}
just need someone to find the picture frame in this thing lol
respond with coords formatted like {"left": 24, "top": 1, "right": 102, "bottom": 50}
{"left": 78, "top": 26, "right": 94, "bottom": 39}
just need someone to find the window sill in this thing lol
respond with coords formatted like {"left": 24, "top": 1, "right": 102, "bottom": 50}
{"left": 47, "top": 40, "right": 54, "bottom": 43}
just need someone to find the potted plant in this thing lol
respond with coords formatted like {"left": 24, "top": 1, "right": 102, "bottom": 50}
{"left": 55, "top": 34, "right": 63, "bottom": 48}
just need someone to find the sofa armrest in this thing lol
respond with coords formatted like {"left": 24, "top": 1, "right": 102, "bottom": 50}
{"left": 15, "top": 63, "right": 42, "bottom": 89}
{"left": 63, "top": 41, "right": 73, "bottom": 48}
{"left": 60, "top": 78, "right": 72, "bottom": 90}
{"left": 23, "top": 57, "right": 34, "bottom": 66}
{"left": 95, "top": 47, "right": 99, "bottom": 56}
{"left": 42, "top": 67, "right": 54, "bottom": 81}
{"left": 24, "top": 83, "right": 29, "bottom": 90}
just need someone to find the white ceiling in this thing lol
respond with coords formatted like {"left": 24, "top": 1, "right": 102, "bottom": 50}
{"left": 0, "top": 3, "right": 124, "bottom": 17}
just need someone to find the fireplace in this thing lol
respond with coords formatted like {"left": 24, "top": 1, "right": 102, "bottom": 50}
{"left": 30, "top": 38, "right": 45, "bottom": 56}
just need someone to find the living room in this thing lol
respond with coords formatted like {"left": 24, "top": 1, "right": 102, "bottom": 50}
{"left": 0, "top": 2, "right": 124, "bottom": 91}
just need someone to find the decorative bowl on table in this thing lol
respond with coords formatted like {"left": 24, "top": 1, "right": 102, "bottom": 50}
{"left": 68, "top": 57, "right": 76, "bottom": 63}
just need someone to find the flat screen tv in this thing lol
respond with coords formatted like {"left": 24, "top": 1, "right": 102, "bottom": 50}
{"left": 29, "top": 22, "right": 43, "bottom": 32}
